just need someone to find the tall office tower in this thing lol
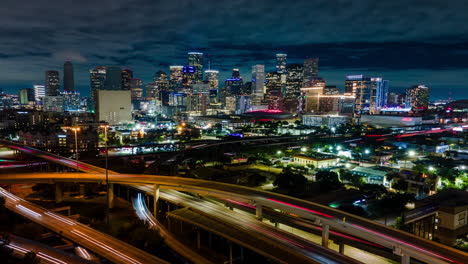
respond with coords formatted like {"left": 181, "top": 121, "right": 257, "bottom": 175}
{"left": 406, "top": 85, "right": 430, "bottom": 111}
{"left": 387, "top": 92, "right": 406, "bottom": 107}
{"left": 204, "top": 70, "right": 219, "bottom": 90}
{"left": 232, "top": 68, "right": 241, "bottom": 79}
{"left": 63, "top": 61, "right": 75, "bottom": 92}
{"left": 235, "top": 95, "right": 251, "bottom": 114}
{"left": 19, "top": 88, "right": 35, "bottom": 104}
{"left": 33, "top": 84, "right": 46, "bottom": 103}
{"left": 300, "top": 77, "right": 326, "bottom": 113}
{"left": 251, "top": 65, "right": 265, "bottom": 94}
{"left": 251, "top": 65, "right": 265, "bottom": 106}
{"left": 90, "top": 66, "right": 106, "bottom": 100}
{"left": 265, "top": 72, "right": 283, "bottom": 110}
{"left": 153, "top": 70, "right": 170, "bottom": 91}
{"left": 276, "top": 54, "right": 287, "bottom": 73}
{"left": 224, "top": 77, "right": 244, "bottom": 96}
{"left": 371, "top": 78, "right": 389, "bottom": 111}
{"left": 130, "top": 78, "right": 143, "bottom": 100}
{"left": 242, "top": 82, "right": 252, "bottom": 95}
{"left": 303, "top": 58, "right": 319, "bottom": 85}
{"left": 345, "top": 74, "right": 372, "bottom": 115}
{"left": 182, "top": 66, "right": 196, "bottom": 91}
{"left": 45, "top": 70, "right": 60, "bottom": 96}
{"left": 104, "top": 66, "right": 122, "bottom": 90}
{"left": 188, "top": 52, "right": 203, "bottom": 82}
{"left": 145, "top": 83, "right": 158, "bottom": 100}
{"left": 169, "top": 66, "right": 184, "bottom": 91}
{"left": 121, "top": 69, "right": 134, "bottom": 90}
{"left": 284, "top": 63, "right": 303, "bottom": 99}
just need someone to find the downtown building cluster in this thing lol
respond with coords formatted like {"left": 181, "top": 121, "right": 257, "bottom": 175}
{"left": 0, "top": 52, "right": 436, "bottom": 127}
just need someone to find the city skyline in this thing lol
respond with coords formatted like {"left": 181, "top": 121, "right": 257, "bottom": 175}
{"left": 1, "top": 0, "right": 468, "bottom": 100}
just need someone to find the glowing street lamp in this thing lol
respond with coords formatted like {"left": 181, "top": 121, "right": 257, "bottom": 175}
{"left": 364, "top": 149, "right": 370, "bottom": 155}
{"left": 99, "top": 123, "right": 110, "bottom": 226}
{"left": 276, "top": 150, "right": 282, "bottom": 155}
{"left": 428, "top": 166, "right": 435, "bottom": 172}
{"left": 301, "top": 147, "right": 307, "bottom": 152}
{"left": 408, "top": 150, "right": 416, "bottom": 157}
{"left": 70, "top": 127, "right": 81, "bottom": 161}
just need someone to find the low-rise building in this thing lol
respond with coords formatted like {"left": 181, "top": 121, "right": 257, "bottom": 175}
{"left": 404, "top": 188, "right": 468, "bottom": 245}
{"left": 302, "top": 114, "right": 350, "bottom": 127}
{"left": 293, "top": 153, "right": 338, "bottom": 168}
{"left": 350, "top": 166, "right": 395, "bottom": 186}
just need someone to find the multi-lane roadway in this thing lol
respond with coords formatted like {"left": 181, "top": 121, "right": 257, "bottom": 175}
{"left": 2, "top": 139, "right": 468, "bottom": 264}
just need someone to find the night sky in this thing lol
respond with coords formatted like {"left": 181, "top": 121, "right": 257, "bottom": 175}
{"left": 1, "top": 0, "right": 467, "bottom": 100}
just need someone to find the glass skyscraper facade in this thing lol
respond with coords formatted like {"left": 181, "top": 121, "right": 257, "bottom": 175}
{"left": 188, "top": 52, "right": 203, "bottom": 82}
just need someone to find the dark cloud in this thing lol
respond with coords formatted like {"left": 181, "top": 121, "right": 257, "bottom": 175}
{"left": 0, "top": 0, "right": 467, "bottom": 99}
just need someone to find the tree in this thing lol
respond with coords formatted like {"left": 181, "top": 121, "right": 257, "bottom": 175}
{"left": 360, "top": 183, "right": 387, "bottom": 198}
{"left": 274, "top": 170, "right": 307, "bottom": 193}
{"left": 340, "top": 169, "right": 364, "bottom": 186}
{"left": 315, "top": 170, "right": 342, "bottom": 190}
{"left": 392, "top": 179, "right": 409, "bottom": 192}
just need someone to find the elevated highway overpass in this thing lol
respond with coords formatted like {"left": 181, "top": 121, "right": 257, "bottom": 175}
{"left": 1, "top": 139, "right": 467, "bottom": 264}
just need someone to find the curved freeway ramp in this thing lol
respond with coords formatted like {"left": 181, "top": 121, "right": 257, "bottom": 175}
{"left": 0, "top": 187, "right": 168, "bottom": 264}
{"left": 2, "top": 140, "right": 468, "bottom": 264}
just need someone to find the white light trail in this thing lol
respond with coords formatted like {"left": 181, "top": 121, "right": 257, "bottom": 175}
{"left": 16, "top": 205, "right": 41, "bottom": 218}
{"left": 45, "top": 212, "right": 76, "bottom": 226}
{"left": 70, "top": 230, "right": 141, "bottom": 264}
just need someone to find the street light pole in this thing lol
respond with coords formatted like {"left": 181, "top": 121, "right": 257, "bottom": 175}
{"left": 70, "top": 127, "right": 80, "bottom": 171}
{"left": 100, "top": 124, "right": 110, "bottom": 226}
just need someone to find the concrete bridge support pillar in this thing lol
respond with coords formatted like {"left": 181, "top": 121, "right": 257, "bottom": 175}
{"left": 153, "top": 184, "right": 160, "bottom": 217}
{"left": 401, "top": 255, "right": 410, "bottom": 264}
{"left": 79, "top": 184, "right": 86, "bottom": 196}
{"left": 322, "top": 224, "right": 329, "bottom": 248}
{"left": 256, "top": 204, "right": 263, "bottom": 220}
{"left": 339, "top": 242, "right": 345, "bottom": 254}
{"left": 229, "top": 242, "right": 233, "bottom": 264}
{"left": 108, "top": 183, "right": 114, "bottom": 209}
{"left": 197, "top": 229, "right": 201, "bottom": 249}
{"left": 55, "top": 183, "right": 63, "bottom": 203}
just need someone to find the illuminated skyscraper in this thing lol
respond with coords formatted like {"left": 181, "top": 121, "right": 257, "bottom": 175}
{"left": 90, "top": 66, "right": 106, "bottom": 100}
{"left": 276, "top": 54, "right": 287, "bottom": 74}
{"left": 371, "top": 78, "right": 389, "bottom": 111}
{"left": 265, "top": 72, "right": 283, "bottom": 110}
{"left": 121, "top": 69, "right": 133, "bottom": 90}
{"left": 232, "top": 68, "right": 241, "bottom": 79}
{"left": 251, "top": 65, "right": 265, "bottom": 107}
{"left": 204, "top": 70, "right": 219, "bottom": 90}
{"left": 300, "top": 78, "right": 325, "bottom": 113}
{"left": 104, "top": 66, "right": 122, "bottom": 90}
{"left": 45, "top": 70, "right": 60, "bottom": 96}
{"left": 303, "top": 58, "right": 319, "bottom": 85}
{"left": 188, "top": 52, "right": 203, "bottom": 82}
{"left": 153, "top": 70, "right": 170, "bottom": 91}
{"left": 285, "top": 63, "right": 303, "bottom": 99}
{"left": 406, "top": 85, "right": 430, "bottom": 111}
{"left": 63, "top": 61, "right": 74, "bottom": 92}
{"left": 33, "top": 84, "right": 45, "bottom": 103}
{"left": 345, "top": 75, "right": 389, "bottom": 114}
{"left": 182, "top": 66, "right": 196, "bottom": 91}
{"left": 19, "top": 88, "right": 35, "bottom": 104}
{"left": 169, "top": 66, "right": 184, "bottom": 91}
{"left": 345, "top": 75, "right": 372, "bottom": 115}
{"left": 130, "top": 78, "right": 143, "bottom": 100}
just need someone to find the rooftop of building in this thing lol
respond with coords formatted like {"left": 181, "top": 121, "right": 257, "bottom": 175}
{"left": 294, "top": 152, "right": 337, "bottom": 160}
{"left": 351, "top": 165, "right": 397, "bottom": 175}
{"left": 419, "top": 188, "right": 468, "bottom": 208}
